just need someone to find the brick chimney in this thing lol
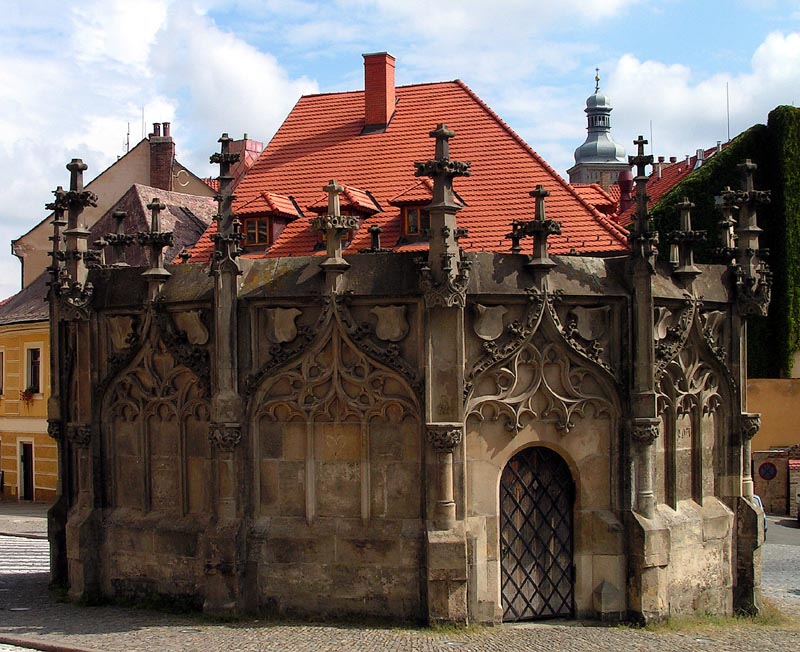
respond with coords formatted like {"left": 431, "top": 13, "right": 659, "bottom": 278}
{"left": 149, "top": 122, "right": 175, "bottom": 191}
{"left": 228, "top": 133, "right": 265, "bottom": 189}
{"left": 617, "top": 168, "right": 635, "bottom": 218}
{"left": 363, "top": 52, "right": 396, "bottom": 134}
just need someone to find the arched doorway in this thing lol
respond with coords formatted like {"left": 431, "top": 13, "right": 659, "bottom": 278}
{"left": 500, "top": 446, "right": 575, "bottom": 621}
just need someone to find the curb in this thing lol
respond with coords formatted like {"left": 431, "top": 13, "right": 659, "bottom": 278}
{"left": 0, "top": 634, "right": 103, "bottom": 652}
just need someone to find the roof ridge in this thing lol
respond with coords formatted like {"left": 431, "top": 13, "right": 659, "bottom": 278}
{"left": 453, "top": 80, "right": 628, "bottom": 248}
{"left": 300, "top": 79, "right": 459, "bottom": 100}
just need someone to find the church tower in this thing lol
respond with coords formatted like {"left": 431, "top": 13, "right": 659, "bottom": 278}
{"left": 568, "top": 71, "right": 629, "bottom": 188}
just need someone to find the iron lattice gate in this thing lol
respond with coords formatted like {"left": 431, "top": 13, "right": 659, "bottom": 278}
{"left": 500, "top": 446, "right": 575, "bottom": 621}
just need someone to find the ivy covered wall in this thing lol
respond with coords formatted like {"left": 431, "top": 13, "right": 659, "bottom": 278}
{"left": 649, "top": 106, "right": 800, "bottom": 378}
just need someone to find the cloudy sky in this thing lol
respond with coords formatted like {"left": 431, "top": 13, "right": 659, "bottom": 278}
{"left": 1, "top": 0, "right": 799, "bottom": 299}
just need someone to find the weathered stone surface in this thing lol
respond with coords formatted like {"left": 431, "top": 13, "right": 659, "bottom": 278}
{"left": 58, "top": 234, "right": 761, "bottom": 624}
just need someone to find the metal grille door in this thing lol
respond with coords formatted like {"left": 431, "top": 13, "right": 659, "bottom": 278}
{"left": 500, "top": 447, "right": 574, "bottom": 621}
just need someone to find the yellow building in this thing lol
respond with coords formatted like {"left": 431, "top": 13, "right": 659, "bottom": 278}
{"left": 0, "top": 278, "right": 52, "bottom": 501}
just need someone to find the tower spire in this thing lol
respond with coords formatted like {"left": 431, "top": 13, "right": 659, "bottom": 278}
{"left": 567, "top": 73, "right": 628, "bottom": 188}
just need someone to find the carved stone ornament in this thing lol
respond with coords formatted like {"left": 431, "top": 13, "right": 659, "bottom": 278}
{"left": 47, "top": 419, "right": 63, "bottom": 441}
{"left": 108, "top": 315, "right": 136, "bottom": 350}
{"left": 57, "top": 275, "right": 94, "bottom": 322}
{"left": 209, "top": 423, "right": 242, "bottom": 451}
{"left": 630, "top": 418, "right": 660, "bottom": 445}
{"left": 370, "top": 305, "right": 409, "bottom": 342}
{"left": 740, "top": 413, "right": 761, "bottom": 441}
{"left": 155, "top": 303, "right": 211, "bottom": 392}
{"left": 417, "top": 257, "right": 472, "bottom": 309}
{"left": 265, "top": 307, "right": 302, "bottom": 344}
{"left": 173, "top": 310, "right": 210, "bottom": 346}
{"left": 654, "top": 296, "right": 697, "bottom": 378}
{"left": 66, "top": 423, "right": 92, "bottom": 448}
{"left": 567, "top": 306, "right": 609, "bottom": 342}
{"left": 427, "top": 423, "right": 463, "bottom": 454}
{"left": 473, "top": 304, "right": 508, "bottom": 341}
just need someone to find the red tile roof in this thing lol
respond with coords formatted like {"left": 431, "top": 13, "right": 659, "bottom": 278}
{"left": 238, "top": 191, "right": 303, "bottom": 220}
{"left": 572, "top": 183, "right": 617, "bottom": 217}
{"left": 188, "top": 80, "right": 629, "bottom": 263}
{"left": 307, "top": 184, "right": 382, "bottom": 215}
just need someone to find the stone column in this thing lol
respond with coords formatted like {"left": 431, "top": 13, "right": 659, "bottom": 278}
{"left": 627, "top": 136, "right": 659, "bottom": 518}
{"left": 624, "top": 137, "right": 668, "bottom": 623}
{"left": 427, "top": 424, "right": 463, "bottom": 529}
{"left": 45, "top": 185, "right": 69, "bottom": 587}
{"left": 205, "top": 133, "right": 247, "bottom": 617}
{"left": 740, "top": 414, "right": 761, "bottom": 499}
{"left": 631, "top": 418, "right": 660, "bottom": 518}
{"left": 415, "top": 125, "right": 471, "bottom": 624}
{"left": 50, "top": 160, "right": 101, "bottom": 603}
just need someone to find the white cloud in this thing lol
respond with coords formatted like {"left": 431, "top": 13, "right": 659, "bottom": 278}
{"left": 0, "top": 0, "right": 318, "bottom": 299}
{"left": 150, "top": 5, "right": 318, "bottom": 174}
{"left": 605, "top": 32, "right": 800, "bottom": 164}
{"left": 70, "top": 0, "right": 168, "bottom": 68}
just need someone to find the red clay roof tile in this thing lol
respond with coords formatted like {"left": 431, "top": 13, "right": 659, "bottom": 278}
{"left": 188, "top": 80, "right": 630, "bottom": 263}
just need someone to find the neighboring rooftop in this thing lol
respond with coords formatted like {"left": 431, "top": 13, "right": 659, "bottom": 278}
{"left": 0, "top": 273, "right": 49, "bottom": 325}
{"left": 188, "top": 55, "right": 629, "bottom": 263}
{"left": 618, "top": 144, "right": 727, "bottom": 223}
{"left": 0, "top": 184, "right": 218, "bottom": 319}
{"left": 92, "top": 184, "right": 217, "bottom": 266}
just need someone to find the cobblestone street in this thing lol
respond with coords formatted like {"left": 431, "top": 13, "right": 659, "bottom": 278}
{"left": 1, "top": 507, "right": 799, "bottom": 651}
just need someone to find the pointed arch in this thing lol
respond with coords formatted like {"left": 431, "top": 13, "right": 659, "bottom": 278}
{"left": 656, "top": 307, "right": 734, "bottom": 506}
{"left": 466, "top": 291, "right": 620, "bottom": 435}
{"left": 249, "top": 307, "right": 421, "bottom": 523}
{"left": 102, "top": 329, "right": 211, "bottom": 515}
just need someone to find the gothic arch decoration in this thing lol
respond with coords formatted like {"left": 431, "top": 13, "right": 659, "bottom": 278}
{"left": 466, "top": 288, "right": 618, "bottom": 434}
{"left": 245, "top": 295, "right": 421, "bottom": 398}
{"left": 249, "top": 300, "right": 421, "bottom": 523}
{"left": 102, "top": 329, "right": 212, "bottom": 515}
{"left": 655, "top": 307, "right": 732, "bottom": 506}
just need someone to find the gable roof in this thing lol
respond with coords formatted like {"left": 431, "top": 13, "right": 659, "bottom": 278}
{"left": 188, "top": 80, "right": 629, "bottom": 263}
{"left": 0, "top": 272, "right": 49, "bottom": 325}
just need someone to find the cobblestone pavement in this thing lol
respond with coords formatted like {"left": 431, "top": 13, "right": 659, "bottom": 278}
{"left": 1, "top": 512, "right": 800, "bottom": 652}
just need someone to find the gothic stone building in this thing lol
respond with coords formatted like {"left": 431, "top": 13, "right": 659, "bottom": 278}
{"left": 47, "top": 54, "right": 768, "bottom": 624}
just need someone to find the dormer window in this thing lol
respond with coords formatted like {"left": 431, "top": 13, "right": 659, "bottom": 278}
{"left": 404, "top": 206, "right": 430, "bottom": 237}
{"left": 243, "top": 217, "right": 270, "bottom": 247}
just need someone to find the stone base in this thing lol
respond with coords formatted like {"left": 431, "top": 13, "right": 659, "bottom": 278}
{"left": 47, "top": 495, "right": 70, "bottom": 588}
{"left": 426, "top": 523, "right": 468, "bottom": 624}
{"left": 732, "top": 496, "right": 763, "bottom": 615}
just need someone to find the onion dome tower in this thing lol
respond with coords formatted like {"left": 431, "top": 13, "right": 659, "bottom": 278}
{"left": 568, "top": 70, "right": 629, "bottom": 189}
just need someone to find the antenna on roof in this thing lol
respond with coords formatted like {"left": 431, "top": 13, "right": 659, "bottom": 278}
{"left": 126, "top": 122, "right": 130, "bottom": 154}
{"left": 726, "top": 82, "right": 730, "bottom": 142}
{"left": 595, "top": 67, "right": 600, "bottom": 92}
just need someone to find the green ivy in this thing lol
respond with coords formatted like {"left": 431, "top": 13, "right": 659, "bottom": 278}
{"left": 648, "top": 108, "right": 800, "bottom": 378}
